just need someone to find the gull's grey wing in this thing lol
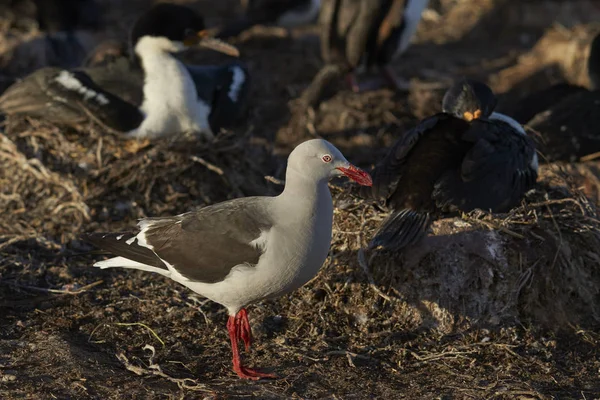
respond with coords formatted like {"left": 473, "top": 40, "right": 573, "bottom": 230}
{"left": 85, "top": 197, "right": 274, "bottom": 284}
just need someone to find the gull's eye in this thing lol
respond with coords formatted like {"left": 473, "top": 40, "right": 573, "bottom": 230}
{"left": 322, "top": 154, "right": 332, "bottom": 163}
{"left": 184, "top": 28, "right": 195, "bottom": 37}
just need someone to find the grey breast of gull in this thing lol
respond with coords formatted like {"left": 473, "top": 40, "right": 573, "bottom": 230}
{"left": 84, "top": 138, "right": 372, "bottom": 380}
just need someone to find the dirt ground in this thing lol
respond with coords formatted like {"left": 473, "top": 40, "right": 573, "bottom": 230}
{"left": 1, "top": 0, "right": 600, "bottom": 398}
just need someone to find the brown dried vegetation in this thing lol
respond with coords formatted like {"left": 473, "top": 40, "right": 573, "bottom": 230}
{"left": 1, "top": 0, "right": 600, "bottom": 398}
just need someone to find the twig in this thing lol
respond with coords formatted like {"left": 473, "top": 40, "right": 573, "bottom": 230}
{"left": 545, "top": 204, "right": 564, "bottom": 270}
{"left": 463, "top": 215, "right": 525, "bottom": 239}
{"left": 483, "top": 343, "right": 521, "bottom": 359}
{"left": 579, "top": 151, "right": 600, "bottom": 162}
{"left": 527, "top": 198, "right": 587, "bottom": 217}
{"left": 357, "top": 249, "right": 392, "bottom": 302}
{"left": 189, "top": 155, "right": 224, "bottom": 175}
{"left": 116, "top": 353, "right": 211, "bottom": 392}
{"left": 184, "top": 295, "right": 213, "bottom": 326}
{"left": 96, "top": 136, "right": 103, "bottom": 168}
{"left": 0, "top": 234, "right": 38, "bottom": 250}
{"left": 264, "top": 175, "right": 285, "bottom": 185}
{"left": 113, "top": 322, "right": 166, "bottom": 348}
{"left": 6, "top": 280, "right": 104, "bottom": 295}
{"left": 77, "top": 101, "right": 123, "bottom": 136}
{"left": 408, "top": 349, "right": 477, "bottom": 363}
{"left": 88, "top": 323, "right": 107, "bottom": 343}
{"left": 326, "top": 350, "right": 373, "bottom": 367}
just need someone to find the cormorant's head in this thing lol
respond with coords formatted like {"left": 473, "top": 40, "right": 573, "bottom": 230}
{"left": 131, "top": 3, "right": 239, "bottom": 56}
{"left": 442, "top": 79, "right": 497, "bottom": 121}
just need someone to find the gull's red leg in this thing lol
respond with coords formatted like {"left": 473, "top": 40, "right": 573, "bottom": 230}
{"left": 226, "top": 309, "right": 276, "bottom": 380}
{"left": 237, "top": 308, "right": 252, "bottom": 351}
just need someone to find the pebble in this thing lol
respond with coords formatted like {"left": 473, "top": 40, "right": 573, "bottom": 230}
{"left": 1, "top": 372, "right": 17, "bottom": 382}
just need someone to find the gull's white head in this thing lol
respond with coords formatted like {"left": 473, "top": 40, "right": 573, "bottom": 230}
{"left": 286, "top": 139, "right": 372, "bottom": 186}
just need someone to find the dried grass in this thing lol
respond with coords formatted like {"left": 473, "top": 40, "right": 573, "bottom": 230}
{"left": 0, "top": 116, "right": 274, "bottom": 253}
{"left": 1, "top": 0, "right": 599, "bottom": 397}
{"left": 318, "top": 165, "right": 600, "bottom": 332}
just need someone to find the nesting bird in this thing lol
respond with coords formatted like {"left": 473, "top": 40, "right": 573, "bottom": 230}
{"left": 301, "top": 0, "right": 430, "bottom": 108}
{"left": 363, "top": 79, "right": 538, "bottom": 251}
{"left": 218, "top": 0, "right": 322, "bottom": 38}
{"left": 502, "top": 31, "right": 600, "bottom": 163}
{"left": 84, "top": 139, "right": 372, "bottom": 380}
{"left": 0, "top": 3, "right": 250, "bottom": 141}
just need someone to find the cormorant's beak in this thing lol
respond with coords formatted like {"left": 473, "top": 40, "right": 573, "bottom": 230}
{"left": 463, "top": 109, "right": 482, "bottom": 122}
{"left": 336, "top": 164, "right": 373, "bottom": 187}
{"left": 183, "top": 29, "right": 240, "bottom": 57}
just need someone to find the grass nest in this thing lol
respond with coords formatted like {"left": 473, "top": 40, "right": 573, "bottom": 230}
{"left": 323, "top": 166, "right": 600, "bottom": 334}
{"left": 0, "top": 116, "right": 275, "bottom": 256}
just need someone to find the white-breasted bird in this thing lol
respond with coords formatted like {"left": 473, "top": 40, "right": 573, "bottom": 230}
{"left": 0, "top": 3, "right": 250, "bottom": 141}
{"left": 83, "top": 139, "right": 373, "bottom": 380}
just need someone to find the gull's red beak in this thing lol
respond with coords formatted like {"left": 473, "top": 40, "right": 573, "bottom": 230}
{"left": 336, "top": 164, "right": 372, "bottom": 186}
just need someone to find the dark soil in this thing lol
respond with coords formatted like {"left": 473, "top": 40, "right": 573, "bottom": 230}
{"left": 1, "top": 0, "right": 600, "bottom": 398}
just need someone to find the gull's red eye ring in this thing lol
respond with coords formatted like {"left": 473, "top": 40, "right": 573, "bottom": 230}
{"left": 322, "top": 154, "right": 332, "bottom": 163}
